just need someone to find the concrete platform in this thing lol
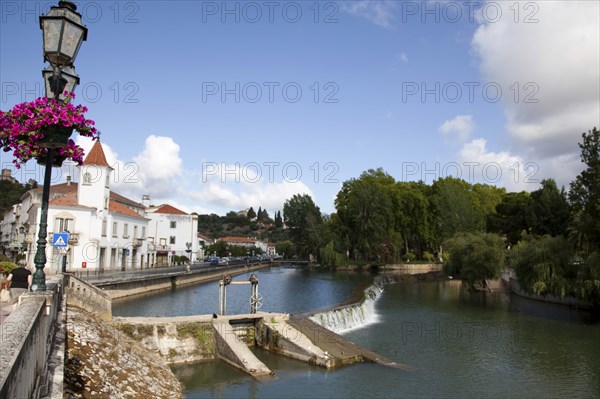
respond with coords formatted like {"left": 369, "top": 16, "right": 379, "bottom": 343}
{"left": 213, "top": 318, "right": 273, "bottom": 378}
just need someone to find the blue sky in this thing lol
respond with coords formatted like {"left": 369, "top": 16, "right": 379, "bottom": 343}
{"left": 1, "top": 1, "right": 599, "bottom": 216}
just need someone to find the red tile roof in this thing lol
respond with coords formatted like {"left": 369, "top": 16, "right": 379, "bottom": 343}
{"left": 218, "top": 236, "right": 257, "bottom": 244}
{"left": 109, "top": 201, "right": 146, "bottom": 219}
{"left": 83, "top": 140, "right": 111, "bottom": 168}
{"left": 49, "top": 191, "right": 93, "bottom": 209}
{"left": 110, "top": 191, "right": 145, "bottom": 208}
{"left": 153, "top": 204, "right": 188, "bottom": 215}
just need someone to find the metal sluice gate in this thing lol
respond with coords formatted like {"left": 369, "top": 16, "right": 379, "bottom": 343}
{"left": 218, "top": 273, "right": 262, "bottom": 315}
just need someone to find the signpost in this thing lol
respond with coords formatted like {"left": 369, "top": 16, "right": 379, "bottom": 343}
{"left": 52, "top": 232, "right": 69, "bottom": 272}
{"left": 52, "top": 232, "right": 69, "bottom": 247}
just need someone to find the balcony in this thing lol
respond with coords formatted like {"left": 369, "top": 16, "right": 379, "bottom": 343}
{"left": 68, "top": 233, "right": 79, "bottom": 245}
{"left": 148, "top": 243, "right": 170, "bottom": 252}
{"left": 133, "top": 238, "right": 144, "bottom": 247}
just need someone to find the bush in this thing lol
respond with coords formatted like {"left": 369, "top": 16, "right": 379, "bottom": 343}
{"left": 422, "top": 251, "right": 435, "bottom": 262}
{"left": 444, "top": 232, "right": 505, "bottom": 287}
{"left": 403, "top": 252, "right": 416, "bottom": 262}
{"left": 0, "top": 261, "right": 18, "bottom": 276}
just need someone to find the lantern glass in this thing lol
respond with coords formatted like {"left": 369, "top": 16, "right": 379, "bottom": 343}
{"left": 43, "top": 66, "right": 80, "bottom": 102}
{"left": 40, "top": 2, "right": 87, "bottom": 67}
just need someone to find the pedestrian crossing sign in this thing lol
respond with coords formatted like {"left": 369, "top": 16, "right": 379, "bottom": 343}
{"left": 52, "top": 232, "right": 70, "bottom": 247}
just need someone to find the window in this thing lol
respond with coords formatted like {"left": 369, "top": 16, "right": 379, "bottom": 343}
{"left": 101, "top": 219, "right": 107, "bottom": 237}
{"left": 112, "top": 222, "right": 118, "bottom": 237}
{"left": 54, "top": 218, "right": 73, "bottom": 232}
{"left": 169, "top": 236, "right": 176, "bottom": 244}
{"left": 123, "top": 223, "right": 129, "bottom": 238}
{"left": 134, "top": 225, "right": 138, "bottom": 239}
{"left": 105, "top": 174, "right": 110, "bottom": 188}
{"left": 141, "top": 226, "right": 146, "bottom": 238}
{"left": 170, "top": 221, "right": 177, "bottom": 229}
{"left": 160, "top": 238, "right": 166, "bottom": 246}
{"left": 104, "top": 197, "right": 109, "bottom": 210}
{"left": 83, "top": 172, "right": 92, "bottom": 185}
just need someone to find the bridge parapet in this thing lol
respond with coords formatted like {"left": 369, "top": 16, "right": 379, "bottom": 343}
{"left": 65, "top": 274, "right": 112, "bottom": 321}
{"left": 0, "top": 274, "right": 66, "bottom": 399}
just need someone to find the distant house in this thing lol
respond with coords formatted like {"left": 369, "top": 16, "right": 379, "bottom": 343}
{"left": 218, "top": 236, "right": 257, "bottom": 248}
{"left": 197, "top": 233, "right": 214, "bottom": 259}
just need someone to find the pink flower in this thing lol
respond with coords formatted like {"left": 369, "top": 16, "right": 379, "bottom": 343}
{"left": 0, "top": 93, "right": 99, "bottom": 168}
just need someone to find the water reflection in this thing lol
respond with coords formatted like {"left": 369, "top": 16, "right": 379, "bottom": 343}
{"left": 121, "top": 270, "right": 600, "bottom": 398}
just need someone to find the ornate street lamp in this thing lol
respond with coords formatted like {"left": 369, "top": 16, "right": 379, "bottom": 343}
{"left": 42, "top": 65, "right": 80, "bottom": 102}
{"left": 32, "top": 0, "right": 87, "bottom": 292}
{"left": 39, "top": 1, "right": 87, "bottom": 67}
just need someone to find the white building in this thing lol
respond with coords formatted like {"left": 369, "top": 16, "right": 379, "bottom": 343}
{"left": 0, "top": 140, "right": 199, "bottom": 272}
{"left": 145, "top": 204, "right": 199, "bottom": 266}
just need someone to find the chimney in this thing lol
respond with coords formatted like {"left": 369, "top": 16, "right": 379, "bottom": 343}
{"left": 66, "top": 175, "right": 71, "bottom": 185}
{"left": 142, "top": 194, "right": 150, "bottom": 207}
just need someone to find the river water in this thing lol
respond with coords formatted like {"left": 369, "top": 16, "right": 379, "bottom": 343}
{"left": 112, "top": 267, "right": 600, "bottom": 398}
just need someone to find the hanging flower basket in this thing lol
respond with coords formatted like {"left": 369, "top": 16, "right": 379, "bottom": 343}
{"left": 0, "top": 92, "right": 98, "bottom": 168}
{"left": 40, "top": 124, "right": 75, "bottom": 149}
{"left": 36, "top": 149, "right": 68, "bottom": 167}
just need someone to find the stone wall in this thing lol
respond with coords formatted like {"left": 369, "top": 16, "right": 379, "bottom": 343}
{"left": 65, "top": 274, "right": 112, "bottom": 321}
{"left": 0, "top": 275, "right": 65, "bottom": 399}
{"left": 112, "top": 317, "right": 218, "bottom": 365}
{"left": 65, "top": 306, "right": 183, "bottom": 398}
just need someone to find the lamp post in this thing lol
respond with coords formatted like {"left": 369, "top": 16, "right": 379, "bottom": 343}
{"left": 32, "top": 0, "right": 87, "bottom": 292}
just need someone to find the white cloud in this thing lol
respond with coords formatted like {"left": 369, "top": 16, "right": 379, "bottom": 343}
{"left": 458, "top": 138, "right": 533, "bottom": 191}
{"left": 191, "top": 163, "right": 314, "bottom": 215}
{"left": 439, "top": 115, "right": 475, "bottom": 142}
{"left": 71, "top": 135, "right": 184, "bottom": 205}
{"left": 458, "top": 138, "right": 583, "bottom": 192}
{"left": 471, "top": 1, "right": 600, "bottom": 159}
{"left": 339, "top": 0, "right": 397, "bottom": 28}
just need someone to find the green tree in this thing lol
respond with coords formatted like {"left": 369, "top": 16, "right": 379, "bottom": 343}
{"left": 513, "top": 235, "right": 577, "bottom": 298}
{"left": 274, "top": 211, "right": 283, "bottom": 228}
{"left": 276, "top": 240, "right": 295, "bottom": 259}
{"left": 444, "top": 232, "right": 505, "bottom": 288}
{"left": 392, "top": 181, "right": 433, "bottom": 258}
{"left": 247, "top": 207, "right": 256, "bottom": 220}
{"left": 569, "top": 127, "right": 600, "bottom": 252}
{"left": 487, "top": 191, "right": 532, "bottom": 245}
{"left": 0, "top": 179, "right": 36, "bottom": 216}
{"left": 335, "top": 169, "right": 395, "bottom": 261}
{"left": 529, "top": 179, "right": 569, "bottom": 237}
{"left": 431, "top": 177, "right": 485, "bottom": 257}
{"left": 283, "top": 194, "right": 323, "bottom": 258}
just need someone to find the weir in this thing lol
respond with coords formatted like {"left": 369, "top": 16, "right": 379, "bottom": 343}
{"left": 113, "top": 274, "right": 408, "bottom": 377}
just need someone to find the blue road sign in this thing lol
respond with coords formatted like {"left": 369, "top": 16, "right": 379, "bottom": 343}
{"left": 52, "top": 232, "right": 70, "bottom": 247}
{"left": 125, "top": 249, "right": 130, "bottom": 256}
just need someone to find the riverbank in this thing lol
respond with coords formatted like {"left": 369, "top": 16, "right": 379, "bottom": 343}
{"left": 331, "top": 263, "right": 443, "bottom": 273}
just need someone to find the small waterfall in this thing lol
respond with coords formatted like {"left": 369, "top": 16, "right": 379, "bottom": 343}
{"left": 309, "top": 283, "right": 383, "bottom": 334}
